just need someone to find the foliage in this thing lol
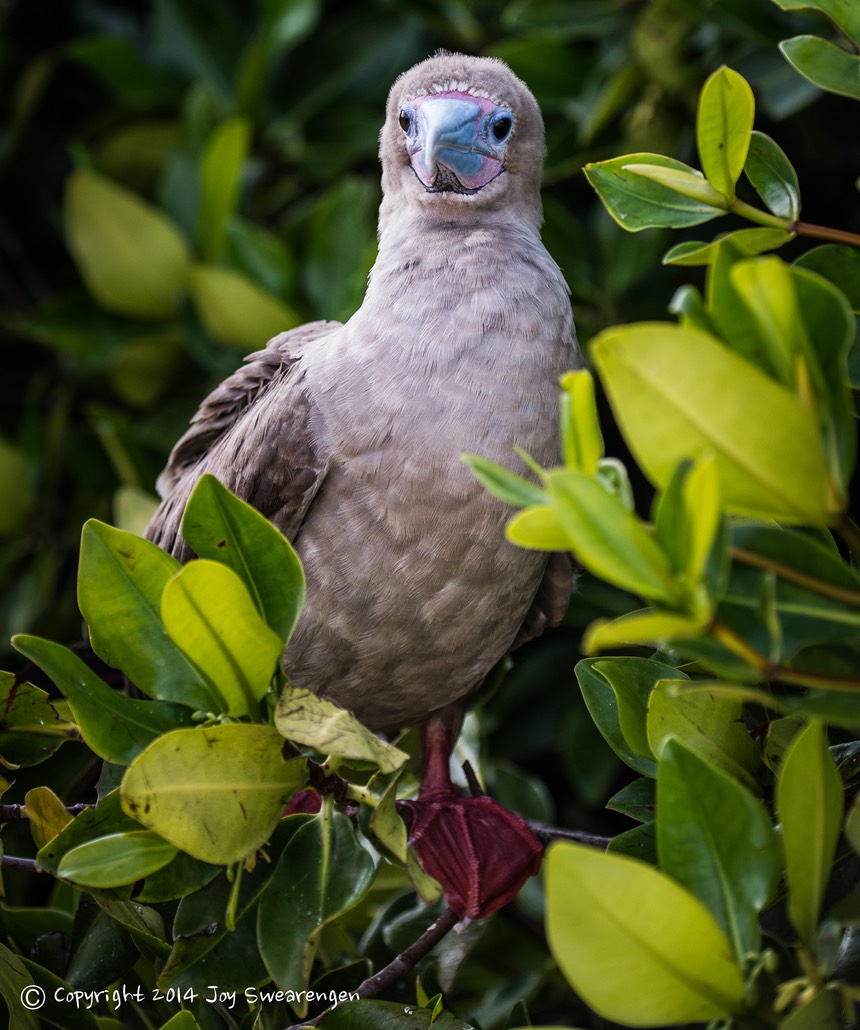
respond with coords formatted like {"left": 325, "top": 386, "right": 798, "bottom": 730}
{"left": 470, "top": 5, "right": 860, "bottom": 1026}
{"left": 0, "top": 0, "right": 859, "bottom": 1028}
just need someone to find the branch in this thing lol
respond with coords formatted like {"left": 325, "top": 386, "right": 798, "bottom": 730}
{"left": 527, "top": 821, "right": 611, "bottom": 849}
{"left": 1, "top": 856, "right": 45, "bottom": 873}
{"left": 0, "top": 803, "right": 91, "bottom": 823}
{"left": 284, "top": 907, "right": 461, "bottom": 1029}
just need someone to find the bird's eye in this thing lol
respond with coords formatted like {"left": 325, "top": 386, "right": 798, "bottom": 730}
{"left": 492, "top": 115, "right": 512, "bottom": 142}
{"left": 399, "top": 109, "right": 412, "bottom": 132}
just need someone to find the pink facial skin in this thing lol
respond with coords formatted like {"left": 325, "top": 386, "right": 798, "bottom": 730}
{"left": 400, "top": 91, "right": 513, "bottom": 193}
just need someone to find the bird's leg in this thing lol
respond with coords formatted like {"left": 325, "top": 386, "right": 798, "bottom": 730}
{"left": 397, "top": 713, "right": 544, "bottom": 920}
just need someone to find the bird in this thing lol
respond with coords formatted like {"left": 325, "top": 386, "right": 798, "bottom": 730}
{"left": 145, "top": 51, "right": 580, "bottom": 920}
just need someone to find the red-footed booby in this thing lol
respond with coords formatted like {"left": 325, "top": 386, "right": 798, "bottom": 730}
{"left": 146, "top": 51, "right": 579, "bottom": 919}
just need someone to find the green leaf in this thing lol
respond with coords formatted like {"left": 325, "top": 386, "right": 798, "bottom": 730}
{"left": 462, "top": 455, "right": 546, "bottom": 508}
{"left": 559, "top": 369, "right": 604, "bottom": 474}
{"left": 584, "top": 153, "right": 727, "bottom": 231}
{"left": 188, "top": 264, "right": 299, "bottom": 349}
{"left": 57, "top": 831, "right": 178, "bottom": 888}
{"left": 776, "top": 720, "right": 843, "bottom": 950}
{"left": 654, "top": 456, "right": 720, "bottom": 584}
{"left": 24, "top": 786, "right": 73, "bottom": 849}
{"left": 274, "top": 687, "right": 409, "bottom": 774}
{"left": 575, "top": 657, "right": 687, "bottom": 777}
{"left": 606, "top": 777, "right": 655, "bottom": 823}
{"left": 64, "top": 170, "right": 190, "bottom": 318}
{"left": 36, "top": 789, "right": 141, "bottom": 878}
{"left": 121, "top": 723, "right": 307, "bottom": 865}
{"left": 196, "top": 116, "right": 251, "bottom": 261}
{"left": 663, "top": 228, "right": 793, "bottom": 266}
{"left": 591, "top": 323, "right": 837, "bottom": 524}
{"left": 545, "top": 469, "right": 680, "bottom": 603}
{"left": 584, "top": 610, "right": 706, "bottom": 653}
{"left": 370, "top": 774, "right": 408, "bottom": 862}
{"left": 0, "top": 436, "right": 33, "bottom": 535}
{"left": 0, "top": 942, "right": 42, "bottom": 1030}
{"left": 657, "top": 739, "right": 780, "bottom": 960}
{"left": 647, "top": 681, "right": 761, "bottom": 791}
{"left": 545, "top": 842, "right": 746, "bottom": 1025}
{"left": 12, "top": 635, "right": 193, "bottom": 765}
{"left": 771, "top": 0, "right": 860, "bottom": 42}
{"left": 729, "top": 255, "right": 804, "bottom": 388}
{"left": 506, "top": 503, "right": 569, "bottom": 550}
{"left": 258, "top": 810, "right": 376, "bottom": 1014}
{"left": 795, "top": 244, "right": 860, "bottom": 313}
{"left": 0, "top": 670, "right": 74, "bottom": 767}
{"left": 744, "top": 131, "right": 801, "bottom": 221}
{"left": 620, "top": 163, "right": 729, "bottom": 207}
{"left": 77, "top": 520, "right": 217, "bottom": 711}
{"left": 696, "top": 66, "right": 755, "bottom": 199}
{"left": 180, "top": 474, "right": 305, "bottom": 642}
{"left": 779, "top": 36, "right": 860, "bottom": 100}
{"left": 161, "top": 560, "right": 285, "bottom": 718}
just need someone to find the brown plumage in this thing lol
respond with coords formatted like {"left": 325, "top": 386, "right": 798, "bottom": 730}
{"left": 147, "top": 53, "right": 578, "bottom": 732}
{"left": 147, "top": 50, "right": 580, "bottom": 919}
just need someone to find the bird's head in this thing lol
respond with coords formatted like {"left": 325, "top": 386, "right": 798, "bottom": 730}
{"left": 380, "top": 53, "right": 546, "bottom": 226}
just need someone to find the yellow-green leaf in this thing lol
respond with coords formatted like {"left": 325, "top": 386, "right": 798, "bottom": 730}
{"left": 696, "top": 67, "right": 755, "bottom": 199}
{"left": 197, "top": 116, "right": 252, "bottom": 261}
{"left": 622, "top": 163, "right": 729, "bottom": 208}
{"left": 25, "top": 787, "right": 72, "bottom": 850}
{"left": 161, "top": 560, "right": 284, "bottom": 718}
{"left": 506, "top": 503, "right": 569, "bottom": 550}
{"left": 64, "top": 170, "right": 190, "bottom": 318}
{"left": 546, "top": 470, "right": 680, "bottom": 603}
{"left": 121, "top": 723, "right": 307, "bottom": 865}
{"left": 591, "top": 323, "right": 836, "bottom": 524}
{"left": 647, "top": 681, "right": 761, "bottom": 792}
{"left": 559, "top": 370, "right": 604, "bottom": 474}
{"left": 189, "top": 265, "right": 298, "bottom": 349}
{"left": 274, "top": 687, "right": 408, "bottom": 774}
{"left": 546, "top": 841, "right": 746, "bottom": 1026}
{"left": 57, "top": 831, "right": 178, "bottom": 888}
{"left": 776, "top": 720, "right": 843, "bottom": 950}
{"left": 584, "top": 610, "right": 705, "bottom": 654}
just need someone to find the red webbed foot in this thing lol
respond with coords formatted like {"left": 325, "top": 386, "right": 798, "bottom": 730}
{"left": 397, "top": 716, "right": 544, "bottom": 920}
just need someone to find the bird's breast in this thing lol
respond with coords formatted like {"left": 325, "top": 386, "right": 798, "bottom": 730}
{"left": 282, "top": 231, "right": 575, "bottom": 726}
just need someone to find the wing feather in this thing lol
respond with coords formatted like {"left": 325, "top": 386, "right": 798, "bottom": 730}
{"left": 146, "top": 320, "right": 339, "bottom": 561}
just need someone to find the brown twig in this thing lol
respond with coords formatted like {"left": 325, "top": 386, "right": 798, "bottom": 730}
{"left": 0, "top": 803, "right": 91, "bottom": 822}
{"left": 2, "top": 856, "right": 44, "bottom": 873}
{"left": 528, "top": 821, "right": 611, "bottom": 849}
{"left": 284, "top": 907, "right": 461, "bottom": 1028}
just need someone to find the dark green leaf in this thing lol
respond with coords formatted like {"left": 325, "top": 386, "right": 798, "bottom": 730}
{"left": 576, "top": 657, "right": 687, "bottom": 776}
{"left": 77, "top": 520, "right": 218, "bottom": 711}
{"left": 744, "top": 131, "right": 800, "bottom": 221}
{"left": 794, "top": 245, "right": 860, "bottom": 313}
{"left": 584, "top": 153, "right": 726, "bottom": 231}
{"left": 12, "top": 635, "right": 193, "bottom": 764}
{"left": 779, "top": 36, "right": 860, "bottom": 100}
{"left": 258, "top": 811, "right": 376, "bottom": 1016}
{"left": 606, "top": 777, "right": 655, "bottom": 822}
{"left": 0, "top": 669, "right": 74, "bottom": 766}
{"left": 657, "top": 739, "right": 780, "bottom": 959}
